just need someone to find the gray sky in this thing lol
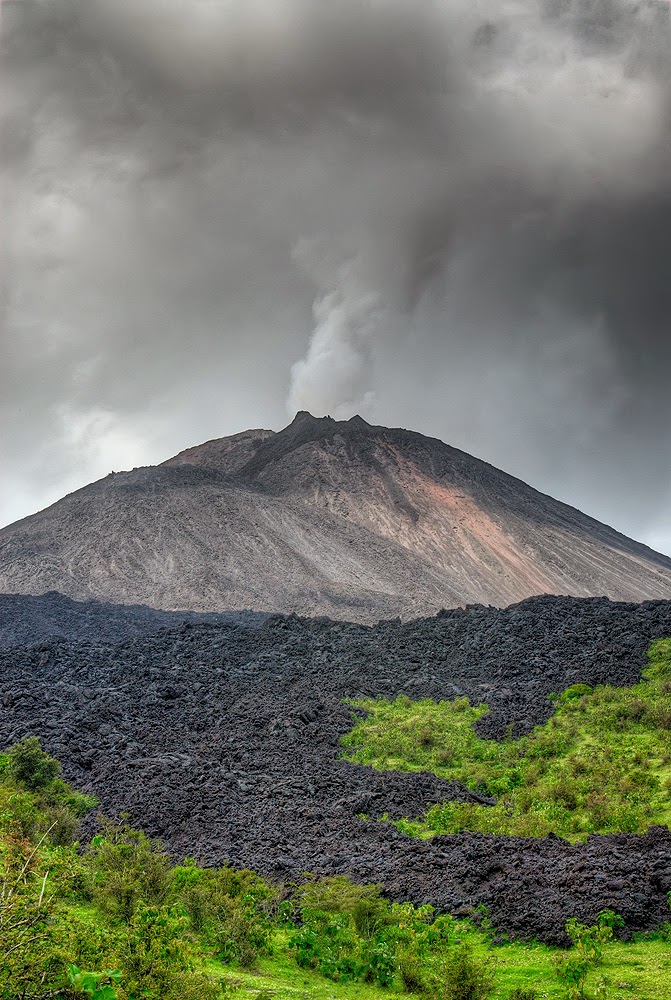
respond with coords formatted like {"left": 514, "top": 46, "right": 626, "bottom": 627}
{"left": 3, "top": 0, "right": 671, "bottom": 555}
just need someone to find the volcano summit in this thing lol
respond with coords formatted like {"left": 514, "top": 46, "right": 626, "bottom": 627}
{"left": 1, "top": 412, "right": 670, "bottom": 620}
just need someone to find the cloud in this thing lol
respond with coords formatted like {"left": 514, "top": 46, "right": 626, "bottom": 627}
{"left": 3, "top": 0, "right": 671, "bottom": 551}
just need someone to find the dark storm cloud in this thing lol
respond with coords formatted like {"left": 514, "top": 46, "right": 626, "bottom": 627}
{"left": 2, "top": 0, "right": 671, "bottom": 549}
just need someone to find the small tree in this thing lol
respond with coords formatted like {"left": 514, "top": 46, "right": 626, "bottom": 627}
{"left": 554, "top": 910, "right": 623, "bottom": 999}
{"left": 8, "top": 737, "right": 60, "bottom": 792}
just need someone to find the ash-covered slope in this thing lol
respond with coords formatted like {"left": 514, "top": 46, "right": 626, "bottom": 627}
{"left": 1, "top": 412, "right": 670, "bottom": 619}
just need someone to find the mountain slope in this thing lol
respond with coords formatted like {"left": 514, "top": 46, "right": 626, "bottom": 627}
{"left": 1, "top": 412, "right": 670, "bottom": 620}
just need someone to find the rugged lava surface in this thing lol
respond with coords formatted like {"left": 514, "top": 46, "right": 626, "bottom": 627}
{"left": 2, "top": 594, "right": 671, "bottom": 942}
{"left": 2, "top": 413, "right": 671, "bottom": 620}
{"left": 0, "top": 591, "right": 268, "bottom": 649}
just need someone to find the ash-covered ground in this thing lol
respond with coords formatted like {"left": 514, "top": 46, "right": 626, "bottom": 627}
{"left": 2, "top": 594, "right": 671, "bottom": 943}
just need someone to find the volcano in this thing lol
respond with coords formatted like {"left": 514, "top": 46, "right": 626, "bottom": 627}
{"left": 1, "top": 412, "right": 670, "bottom": 620}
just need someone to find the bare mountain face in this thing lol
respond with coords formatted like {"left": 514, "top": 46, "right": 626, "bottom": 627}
{"left": 1, "top": 412, "right": 670, "bottom": 620}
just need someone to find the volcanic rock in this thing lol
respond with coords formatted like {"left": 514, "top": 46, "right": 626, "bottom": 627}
{"left": 3, "top": 594, "right": 671, "bottom": 942}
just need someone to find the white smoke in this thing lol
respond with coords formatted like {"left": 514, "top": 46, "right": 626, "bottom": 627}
{"left": 288, "top": 261, "right": 381, "bottom": 419}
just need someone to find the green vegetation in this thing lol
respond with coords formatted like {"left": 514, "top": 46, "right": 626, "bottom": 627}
{"left": 342, "top": 638, "right": 671, "bottom": 841}
{"left": 554, "top": 910, "right": 625, "bottom": 999}
{"left": 0, "top": 736, "right": 98, "bottom": 845}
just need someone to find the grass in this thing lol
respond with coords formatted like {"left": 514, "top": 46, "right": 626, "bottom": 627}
{"left": 55, "top": 902, "right": 671, "bottom": 1000}
{"left": 206, "top": 945, "right": 405, "bottom": 998}
{"left": 206, "top": 924, "right": 671, "bottom": 1000}
{"left": 341, "top": 638, "right": 671, "bottom": 841}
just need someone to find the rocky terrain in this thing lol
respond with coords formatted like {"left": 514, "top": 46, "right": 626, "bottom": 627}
{"left": 2, "top": 413, "right": 671, "bottom": 621}
{"left": 2, "top": 593, "right": 671, "bottom": 943}
{"left": 0, "top": 591, "right": 267, "bottom": 648}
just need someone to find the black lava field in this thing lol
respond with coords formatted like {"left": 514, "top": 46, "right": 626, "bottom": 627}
{"left": 2, "top": 593, "right": 671, "bottom": 944}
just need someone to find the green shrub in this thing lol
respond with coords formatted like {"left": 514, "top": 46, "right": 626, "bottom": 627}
{"left": 554, "top": 911, "right": 623, "bottom": 998}
{"left": 46, "top": 803, "right": 80, "bottom": 847}
{"left": 44, "top": 843, "right": 91, "bottom": 902}
{"left": 67, "top": 964, "right": 121, "bottom": 1000}
{"left": 170, "top": 858, "right": 276, "bottom": 969}
{"left": 46, "top": 777, "right": 99, "bottom": 821}
{"left": 559, "top": 684, "right": 593, "bottom": 705}
{"left": 361, "top": 937, "right": 396, "bottom": 986}
{"left": 1, "top": 738, "right": 97, "bottom": 846}
{"left": 56, "top": 912, "right": 124, "bottom": 973}
{"left": 298, "top": 876, "right": 390, "bottom": 937}
{"left": 8, "top": 736, "right": 60, "bottom": 791}
{"left": 286, "top": 875, "right": 463, "bottom": 988}
{"left": 289, "top": 910, "right": 362, "bottom": 982}
{"left": 119, "top": 902, "right": 223, "bottom": 1000}
{"left": 429, "top": 942, "right": 494, "bottom": 1000}
{"left": 0, "top": 784, "right": 43, "bottom": 840}
{"left": 398, "top": 947, "right": 429, "bottom": 992}
{"left": 0, "top": 830, "right": 61, "bottom": 998}
{"left": 287, "top": 877, "right": 400, "bottom": 986}
{"left": 215, "top": 895, "right": 272, "bottom": 969}
{"left": 86, "top": 818, "right": 171, "bottom": 923}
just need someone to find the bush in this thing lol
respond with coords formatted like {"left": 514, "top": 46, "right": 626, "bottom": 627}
{"left": 362, "top": 937, "right": 396, "bottom": 986}
{"left": 0, "top": 831, "right": 61, "bottom": 998}
{"left": 215, "top": 895, "right": 272, "bottom": 968}
{"left": 86, "top": 818, "right": 171, "bottom": 923}
{"left": 56, "top": 912, "right": 124, "bottom": 973}
{"left": 398, "top": 948, "right": 428, "bottom": 992}
{"left": 288, "top": 878, "right": 400, "bottom": 986}
{"left": 119, "top": 903, "right": 223, "bottom": 1000}
{"left": 290, "top": 910, "right": 362, "bottom": 981}
{"left": 559, "top": 685, "right": 593, "bottom": 705}
{"left": 171, "top": 859, "right": 275, "bottom": 969}
{"left": 67, "top": 965, "right": 121, "bottom": 1000}
{"left": 288, "top": 878, "right": 485, "bottom": 990}
{"left": 0, "top": 784, "right": 43, "bottom": 840}
{"left": 298, "top": 876, "right": 390, "bottom": 937}
{"left": 430, "top": 942, "right": 495, "bottom": 1000}
{"left": 554, "top": 911, "right": 623, "bottom": 998}
{"left": 1, "top": 738, "right": 96, "bottom": 846}
{"left": 8, "top": 737, "right": 60, "bottom": 791}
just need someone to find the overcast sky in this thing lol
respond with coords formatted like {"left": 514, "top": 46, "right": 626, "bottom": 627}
{"left": 2, "top": 0, "right": 671, "bottom": 555}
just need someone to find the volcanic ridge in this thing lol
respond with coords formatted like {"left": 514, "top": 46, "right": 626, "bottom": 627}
{"left": 1, "top": 412, "right": 670, "bottom": 620}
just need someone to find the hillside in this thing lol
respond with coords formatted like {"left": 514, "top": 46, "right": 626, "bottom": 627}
{"left": 1, "top": 412, "right": 670, "bottom": 619}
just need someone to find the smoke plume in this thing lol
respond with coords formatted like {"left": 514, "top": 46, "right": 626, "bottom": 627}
{"left": 288, "top": 260, "right": 381, "bottom": 419}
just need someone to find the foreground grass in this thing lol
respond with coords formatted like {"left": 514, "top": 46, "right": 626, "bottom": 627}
{"left": 49, "top": 901, "right": 671, "bottom": 1000}
{"left": 206, "top": 927, "right": 671, "bottom": 1000}
{"left": 342, "top": 639, "right": 671, "bottom": 841}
